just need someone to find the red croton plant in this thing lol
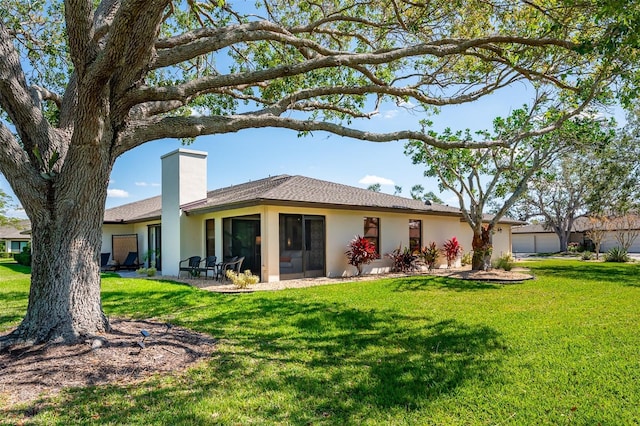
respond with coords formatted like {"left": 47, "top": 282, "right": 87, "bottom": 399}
{"left": 442, "top": 237, "right": 463, "bottom": 268}
{"left": 346, "top": 235, "right": 379, "bottom": 276}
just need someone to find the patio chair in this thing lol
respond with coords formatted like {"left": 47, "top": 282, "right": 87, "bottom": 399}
{"left": 100, "top": 253, "right": 112, "bottom": 271}
{"left": 199, "top": 255, "right": 217, "bottom": 279}
{"left": 233, "top": 256, "right": 245, "bottom": 273}
{"left": 218, "top": 256, "right": 245, "bottom": 281}
{"left": 216, "top": 256, "right": 237, "bottom": 281}
{"left": 179, "top": 256, "right": 202, "bottom": 277}
{"left": 120, "top": 251, "right": 140, "bottom": 270}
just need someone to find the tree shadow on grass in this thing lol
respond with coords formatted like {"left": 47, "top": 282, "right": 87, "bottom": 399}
{"left": 387, "top": 274, "right": 501, "bottom": 292}
{"left": 13, "top": 289, "right": 508, "bottom": 424}
{"left": 0, "top": 262, "right": 31, "bottom": 275}
{"left": 528, "top": 262, "right": 640, "bottom": 287}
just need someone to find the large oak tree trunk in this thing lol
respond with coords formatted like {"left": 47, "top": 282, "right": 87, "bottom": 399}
{"left": 3, "top": 145, "right": 114, "bottom": 345}
{"left": 558, "top": 232, "right": 569, "bottom": 253}
{"left": 471, "top": 226, "right": 493, "bottom": 271}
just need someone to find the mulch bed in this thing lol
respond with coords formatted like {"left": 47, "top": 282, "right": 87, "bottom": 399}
{"left": 0, "top": 319, "right": 217, "bottom": 408}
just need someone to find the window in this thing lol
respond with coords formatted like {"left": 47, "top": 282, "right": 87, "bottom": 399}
{"left": 10, "top": 241, "right": 28, "bottom": 253}
{"left": 206, "top": 219, "right": 215, "bottom": 257}
{"left": 409, "top": 219, "right": 422, "bottom": 253}
{"left": 364, "top": 217, "right": 380, "bottom": 256}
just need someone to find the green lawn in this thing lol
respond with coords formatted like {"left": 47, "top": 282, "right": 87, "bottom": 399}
{"left": 1, "top": 258, "right": 640, "bottom": 425}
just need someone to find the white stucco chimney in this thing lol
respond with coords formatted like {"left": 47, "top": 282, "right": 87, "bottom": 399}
{"left": 161, "top": 149, "right": 207, "bottom": 276}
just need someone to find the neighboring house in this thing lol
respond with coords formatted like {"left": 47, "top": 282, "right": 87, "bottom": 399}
{"left": 101, "top": 149, "right": 520, "bottom": 281}
{"left": 512, "top": 216, "right": 640, "bottom": 254}
{"left": 0, "top": 220, "right": 31, "bottom": 254}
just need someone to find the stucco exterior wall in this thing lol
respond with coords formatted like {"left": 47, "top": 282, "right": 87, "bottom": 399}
{"left": 600, "top": 232, "right": 640, "bottom": 253}
{"left": 454, "top": 223, "right": 513, "bottom": 264}
{"left": 101, "top": 224, "right": 135, "bottom": 254}
{"left": 161, "top": 149, "right": 208, "bottom": 276}
{"left": 101, "top": 221, "right": 159, "bottom": 266}
{"left": 513, "top": 229, "right": 640, "bottom": 254}
{"left": 490, "top": 224, "right": 513, "bottom": 258}
{"left": 1, "top": 238, "right": 30, "bottom": 253}
{"left": 190, "top": 205, "right": 515, "bottom": 281}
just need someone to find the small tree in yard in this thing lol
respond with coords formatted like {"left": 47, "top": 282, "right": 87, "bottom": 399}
{"left": 612, "top": 214, "right": 640, "bottom": 252}
{"left": 585, "top": 216, "right": 609, "bottom": 260}
{"left": 346, "top": 236, "right": 378, "bottom": 276}
{"left": 407, "top": 111, "right": 614, "bottom": 270}
{"left": 442, "top": 237, "right": 463, "bottom": 268}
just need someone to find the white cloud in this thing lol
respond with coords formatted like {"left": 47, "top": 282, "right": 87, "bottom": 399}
{"left": 7, "top": 206, "right": 27, "bottom": 219}
{"left": 107, "top": 189, "right": 129, "bottom": 198}
{"left": 383, "top": 109, "right": 399, "bottom": 119}
{"left": 135, "top": 182, "right": 160, "bottom": 187}
{"left": 397, "top": 100, "right": 415, "bottom": 108}
{"left": 358, "top": 175, "right": 395, "bottom": 186}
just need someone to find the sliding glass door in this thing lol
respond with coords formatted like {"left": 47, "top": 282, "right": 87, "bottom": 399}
{"left": 279, "top": 214, "right": 325, "bottom": 279}
{"left": 222, "top": 215, "right": 261, "bottom": 277}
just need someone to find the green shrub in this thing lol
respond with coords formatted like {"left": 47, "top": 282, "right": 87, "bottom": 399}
{"left": 605, "top": 247, "right": 629, "bottom": 263}
{"left": 567, "top": 242, "right": 580, "bottom": 253}
{"left": 386, "top": 247, "right": 416, "bottom": 272}
{"left": 461, "top": 251, "right": 472, "bottom": 266}
{"left": 492, "top": 252, "right": 515, "bottom": 271}
{"left": 226, "top": 269, "right": 260, "bottom": 288}
{"left": 136, "top": 267, "right": 157, "bottom": 277}
{"left": 418, "top": 242, "right": 440, "bottom": 271}
{"left": 581, "top": 251, "right": 593, "bottom": 261}
{"left": 0, "top": 252, "right": 13, "bottom": 259}
{"left": 14, "top": 243, "right": 31, "bottom": 266}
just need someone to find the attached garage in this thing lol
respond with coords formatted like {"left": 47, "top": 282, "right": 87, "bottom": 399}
{"left": 512, "top": 233, "right": 559, "bottom": 254}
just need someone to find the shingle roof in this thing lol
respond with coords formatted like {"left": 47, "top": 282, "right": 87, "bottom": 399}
{"left": 182, "top": 175, "right": 463, "bottom": 216}
{"left": 103, "top": 195, "right": 161, "bottom": 223}
{"left": 512, "top": 217, "right": 594, "bottom": 233}
{"left": 512, "top": 214, "right": 640, "bottom": 234}
{"left": 0, "top": 220, "right": 31, "bottom": 239}
{"left": 104, "top": 174, "right": 520, "bottom": 224}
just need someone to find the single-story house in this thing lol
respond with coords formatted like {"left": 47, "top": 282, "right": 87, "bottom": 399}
{"left": 101, "top": 149, "right": 520, "bottom": 281}
{"left": 512, "top": 216, "right": 640, "bottom": 254}
{"left": 0, "top": 220, "right": 30, "bottom": 254}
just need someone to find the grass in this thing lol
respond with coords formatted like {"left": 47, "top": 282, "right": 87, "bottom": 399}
{"left": 1, "top": 258, "right": 640, "bottom": 424}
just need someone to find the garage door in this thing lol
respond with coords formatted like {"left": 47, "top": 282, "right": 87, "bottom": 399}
{"left": 535, "top": 234, "right": 560, "bottom": 253}
{"left": 512, "top": 235, "right": 535, "bottom": 253}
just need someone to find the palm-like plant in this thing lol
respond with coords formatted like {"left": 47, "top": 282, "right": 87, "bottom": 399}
{"left": 346, "top": 236, "right": 378, "bottom": 276}
{"left": 442, "top": 237, "right": 463, "bottom": 268}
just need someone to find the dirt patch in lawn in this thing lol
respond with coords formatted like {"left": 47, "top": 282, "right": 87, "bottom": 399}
{"left": 0, "top": 319, "right": 216, "bottom": 408}
{"left": 446, "top": 268, "right": 534, "bottom": 282}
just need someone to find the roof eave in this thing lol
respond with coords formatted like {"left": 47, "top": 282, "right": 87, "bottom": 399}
{"left": 184, "top": 198, "right": 464, "bottom": 217}
{"left": 103, "top": 215, "right": 161, "bottom": 225}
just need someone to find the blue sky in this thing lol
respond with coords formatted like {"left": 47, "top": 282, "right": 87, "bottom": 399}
{"left": 105, "top": 85, "right": 525, "bottom": 210}
{"left": 0, "top": 83, "right": 624, "bottom": 218}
